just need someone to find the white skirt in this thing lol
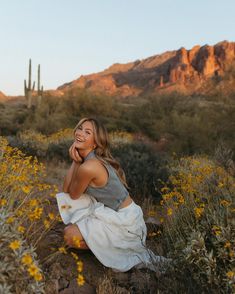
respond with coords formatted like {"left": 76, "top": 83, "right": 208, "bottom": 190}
{"left": 56, "top": 192, "right": 167, "bottom": 272}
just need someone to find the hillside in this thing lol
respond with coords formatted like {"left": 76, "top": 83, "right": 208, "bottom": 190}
{"left": 58, "top": 40, "right": 235, "bottom": 98}
{"left": 0, "top": 91, "right": 7, "bottom": 101}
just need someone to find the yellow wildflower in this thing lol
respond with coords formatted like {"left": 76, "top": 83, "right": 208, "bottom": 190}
{"left": 58, "top": 247, "right": 67, "bottom": 254}
{"left": 77, "top": 274, "right": 85, "bottom": 286}
{"left": 71, "top": 252, "right": 79, "bottom": 260}
{"left": 178, "top": 196, "right": 185, "bottom": 204}
{"left": 16, "top": 209, "right": 24, "bottom": 217}
{"left": 22, "top": 186, "right": 31, "bottom": 194}
{"left": 167, "top": 208, "right": 173, "bottom": 216}
{"left": 161, "top": 187, "right": 169, "bottom": 192}
{"left": 48, "top": 212, "right": 55, "bottom": 220}
{"left": 9, "top": 240, "right": 21, "bottom": 250}
{"left": 34, "top": 273, "right": 43, "bottom": 281}
{"left": 224, "top": 242, "right": 231, "bottom": 248}
{"left": 212, "top": 226, "right": 221, "bottom": 236}
{"left": 29, "top": 199, "right": 38, "bottom": 207}
{"left": 77, "top": 261, "right": 83, "bottom": 272}
{"left": 147, "top": 210, "right": 155, "bottom": 217}
{"left": 43, "top": 219, "right": 50, "bottom": 229}
{"left": 160, "top": 217, "right": 164, "bottom": 223}
{"left": 17, "top": 226, "right": 25, "bottom": 233}
{"left": 28, "top": 264, "right": 39, "bottom": 276}
{"left": 21, "top": 254, "right": 33, "bottom": 265}
{"left": 229, "top": 251, "right": 234, "bottom": 258}
{"left": 218, "top": 182, "right": 224, "bottom": 188}
{"left": 194, "top": 207, "right": 204, "bottom": 219}
{"left": 220, "top": 200, "right": 231, "bottom": 207}
{"left": 0, "top": 199, "right": 7, "bottom": 206}
{"left": 6, "top": 217, "right": 14, "bottom": 224}
{"left": 226, "top": 271, "right": 234, "bottom": 279}
{"left": 73, "top": 236, "right": 81, "bottom": 248}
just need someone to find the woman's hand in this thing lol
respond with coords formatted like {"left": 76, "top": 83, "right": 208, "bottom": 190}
{"left": 69, "top": 143, "right": 83, "bottom": 163}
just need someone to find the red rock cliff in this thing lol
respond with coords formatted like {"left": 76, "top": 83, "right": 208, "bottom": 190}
{"left": 58, "top": 40, "right": 235, "bottom": 97}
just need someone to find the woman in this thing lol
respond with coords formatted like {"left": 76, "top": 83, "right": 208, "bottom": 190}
{"left": 56, "top": 117, "right": 169, "bottom": 272}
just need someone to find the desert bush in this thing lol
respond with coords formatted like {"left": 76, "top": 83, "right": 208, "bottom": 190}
{"left": 159, "top": 154, "right": 235, "bottom": 293}
{"left": 0, "top": 211, "right": 45, "bottom": 293}
{"left": 14, "top": 128, "right": 74, "bottom": 159}
{"left": 109, "top": 130, "right": 134, "bottom": 146}
{"left": 112, "top": 141, "right": 170, "bottom": 200}
{"left": 0, "top": 137, "right": 56, "bottom": 292}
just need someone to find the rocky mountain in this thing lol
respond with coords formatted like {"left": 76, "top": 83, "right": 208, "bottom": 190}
{"left": 58, "top": 40, "right": 235, "bottom": 97}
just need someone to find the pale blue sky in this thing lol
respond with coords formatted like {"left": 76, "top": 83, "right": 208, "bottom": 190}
{"left": 0, "top": 0, "right": 234, "bottom": 95}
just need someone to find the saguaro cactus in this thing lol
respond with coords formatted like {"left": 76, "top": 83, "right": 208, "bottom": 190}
{"left": 24, "top": 59, "right": 35, "bottom": 109}
{"left": 37, "top": 64, "right": 43, "bottom": 106}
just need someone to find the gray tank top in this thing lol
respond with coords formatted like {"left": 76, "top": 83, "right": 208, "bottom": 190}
{"left": 84, "top": 151, "right": 129, "bottom": 211}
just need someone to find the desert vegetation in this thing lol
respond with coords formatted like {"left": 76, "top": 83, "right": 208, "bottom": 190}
{"left": 1, "top": 88, "right": 235, "bottom": 160}
{"left": 0, "top": 86, "right": 234, "bottom": 292}
{"left": 1, "top": 128, "right": 234, "bottom": 292}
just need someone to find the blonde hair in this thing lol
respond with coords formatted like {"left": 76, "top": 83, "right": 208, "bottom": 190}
{"left": 74, "top": 117, "right": 128, "bottom": 188}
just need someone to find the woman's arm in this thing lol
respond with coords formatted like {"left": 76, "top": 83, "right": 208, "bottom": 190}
{"left": 63, "top": 142, "right": 83, "bottom": 193}
{"left": 68, "top": 163, "right": 95, "bottom": 199}
{"left": 63, "top": 161, "right": 81, "bottom": 193}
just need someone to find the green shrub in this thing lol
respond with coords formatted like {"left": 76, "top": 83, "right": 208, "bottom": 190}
{"left": 112, "top": 141, "right": 170, "bottom": 200}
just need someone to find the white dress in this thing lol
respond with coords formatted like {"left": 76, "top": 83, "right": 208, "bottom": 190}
{"left": 56, "top": 192, "right": 168, "bottom": 272}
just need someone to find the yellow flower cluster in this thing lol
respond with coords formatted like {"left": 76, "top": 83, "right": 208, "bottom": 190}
{"left": 70, "top": 251, "right": 85, "bottom": 286}
{"left": 21, "top": 254, "right": 43, "bottom": 281}
{"left": 28, "top": 207, "right": 43, "bottom": 221}
{"left": 0, "top": 136, "right": 59, "bottom": 246}
{"left": 77, "top": 261, "right": 83, "bottom": 272}
{"left": 160, "top": 156, "right": 235, "bottom": 225}
{"left": 158, "top": 155, "right": 234, "bottom": 291}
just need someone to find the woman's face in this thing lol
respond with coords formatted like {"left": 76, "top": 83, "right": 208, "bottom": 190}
{"left": 74, "top": 120, "right": 96, "bottom": 151}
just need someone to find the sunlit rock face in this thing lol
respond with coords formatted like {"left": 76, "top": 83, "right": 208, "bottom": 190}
{"left": 58, "top": 41, "right": 235, "bottom": 98}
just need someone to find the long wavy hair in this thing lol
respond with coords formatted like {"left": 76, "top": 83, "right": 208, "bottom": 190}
{"left": 73, "top": 117, "right": 128, "bottom": 188}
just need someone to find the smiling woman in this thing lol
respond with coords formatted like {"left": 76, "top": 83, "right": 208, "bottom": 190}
{"left": 56, "top": 117, "right": 170, "bottom": 272}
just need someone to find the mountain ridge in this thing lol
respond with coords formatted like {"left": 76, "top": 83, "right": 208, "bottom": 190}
{"left": 57, "top": 40, "right": 235, "bottom": 97}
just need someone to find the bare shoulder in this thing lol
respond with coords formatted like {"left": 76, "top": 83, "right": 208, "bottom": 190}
{"left": 79, "top": 158, "right": 102, "bottom": 175}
